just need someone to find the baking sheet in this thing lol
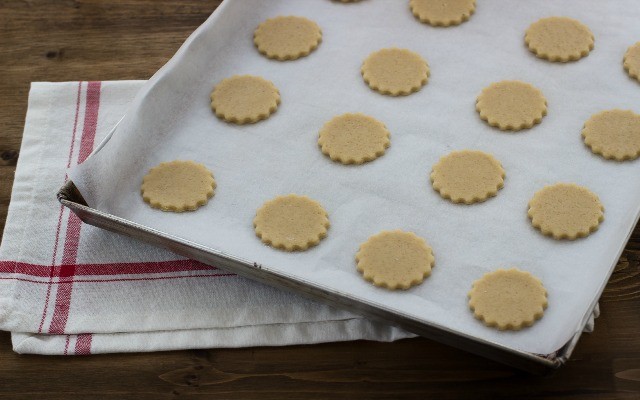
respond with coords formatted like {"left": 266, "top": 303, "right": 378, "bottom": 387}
{"left": 70, "top": 0, "right": 640, "bottom": 355}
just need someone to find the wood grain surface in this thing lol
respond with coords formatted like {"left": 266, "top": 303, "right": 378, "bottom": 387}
{"left": 0, "top": 1, "right": 639, "bottom": 398}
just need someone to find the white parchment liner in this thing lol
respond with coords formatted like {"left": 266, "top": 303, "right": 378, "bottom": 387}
{"left": 71, "top": 0, "right": 640, "bottom": 355}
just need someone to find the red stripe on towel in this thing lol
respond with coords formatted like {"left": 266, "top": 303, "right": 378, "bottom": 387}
{"left": 0, "top": 273, "right": 235, "bottom": 285}
{"left": 38, "top": 82, "right": 83, "bottom": 334}
{"left": 0, "top": 259, "right": 218, "bottom": 278}
{"left": 74, "top": 334, "right": 92, "bottom": 355}
{"left": 63, "top": 335, "right": 71, "bottom": 355}
{"left": 49, "top": 82, "right": 102, "bottom": 337}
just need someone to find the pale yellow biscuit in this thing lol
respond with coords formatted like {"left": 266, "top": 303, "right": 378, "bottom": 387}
{"left": 211, "top": 75, "right": 280, "bottom": 124}
{"left": 254, "top": 195, "right": 330, "bottom": 251}
{"left": 361, "top": 48, "right": 430, "bottom": 96}
{"left": 468, "top": 268, "right": 547, "bottom": 331}
{"left": 318, "top": 113, "right": 390, "bottom": 164}
{"left": 254, "top": 16, "right": 322, "bottom": 61}
{"left": 141, "top": 161, "right": 216, "bottom": 212}
{"left": 430, "top": 150, "right": 505, "bottom": 204}
{"left": 582, "top": 109, "right": 640, "bottom": 161}
{"left": 528, "top": 183, "right": 604, "bottom": 240}
{"left": 476, "top": 80, "right": 547, "bottom": 131}
{"left": 624, "top": 42, "right": 640, "bottom": 82}
{"left": 525, "top": 17, "right": 594, "bottom": 62}
{"left": 356, "top": 230, "right": 435, "bottom": 290}
{"left": 410, "top": 0, "right": 476, "bottom": 27}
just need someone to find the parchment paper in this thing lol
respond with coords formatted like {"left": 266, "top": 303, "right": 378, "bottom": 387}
{"left": 70, "top": 0, "right": 640, "bottom": 355}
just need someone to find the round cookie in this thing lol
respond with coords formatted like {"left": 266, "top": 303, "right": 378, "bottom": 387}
{"left": 525, "top": 17, "right": 594, "bottom": 62}
{"left": 468, "top": 268, "right": 547, "bottom": 331}
{"left": 141, "top": 160, "right": 216, "bottom": 212}
{"left": 476, "top": 80, "right": 547, "bottom": 131}
{"left": 430, "top": 150, "right": 505, "bottom": 204}
{"left": 211, "top": 75, "right": 280, "bottom": 124}
{"left": 582, "top": 109, "right": 640, "bottom": 161}
{"left": 409, "top": 0, "right": 476, "bottom": 27}
{"left": 254, "top": 16, "right": 322, "bottom": 61}
{"left": 356, "top": 230, "right": 435, "bottom": 290}
{"left": 318, "top": 113, "right": 390, "bottom": 164}
{"left": 254, "top": 194, "right": 330, "bottom": 251}
{"left": 624, "top": 42, "right": 640, "bottom": 82}
{"left": 528, "top": 183, "right": 604, "bottom": 240}
{"left": 361, "top": 48, "right": 430, "bottom": 96}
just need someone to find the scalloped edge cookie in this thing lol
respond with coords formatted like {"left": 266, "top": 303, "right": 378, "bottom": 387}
{"left": 318, "top": 113, "right": 391, "bottom": 164}
{"left": 528, "top": 183, "right": 604, "bottom": 240}
{"left": 361, "top": 48, "right": 430, "bottom": 96}
{"left": 141, "top": 160, "right": 216, "bottom": 212}
{"left": 468, "top": 268, "right": 547, "bottom": 331}
{"left": 254, "top": 194, "right": 330, "bottom": 252}
{"left": 430, "top": 150, "right": 505, "bottom": 204}
{"left": 476, "top": 80, "right": 547, "bottom": 131}
{"left": 356, "top": 230, "right": 435, "bottom": 290}
{"left": 525, "top": 17, "right": 594, "bottom": 62}
{"left": 582, "top": 109, "right": 640, "bottom": 161}
{"left": 211, "top": 75, "right": 280, "bottom": 124}
{"left": 254, "top": 16, "right": 322, "bottom": 61}
{"left": 409, "top": 0, "right": 476, "bottom": 27}
{"left": 624, "top": 42, "right": 640, "bottom": 82}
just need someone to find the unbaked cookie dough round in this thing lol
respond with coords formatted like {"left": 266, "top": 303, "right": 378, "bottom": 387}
{"left": 582, "top": 109, "right": 640, "bottom": 161}
{"left": 528, "top": 183, "right": 604, "bottom": 240}
{"left": 525, "top": 17, "right": 594, "bottom": 62}
{"left": 468, "top": 268, "right": 547, "bottom": 331}
{"left": 409, "top": 0, "right": 476, "bottom": 27}
{"left": 254, "top": 16, "right": 322, "bottom": 61}
{"left": 211, "top": 75, "right": 280, "bottom": 124}
{"left": 141, "top": 160, "right": 216, "bottom": 212}
{"left": 318, "top": 113, "right": 390, "bottom": 164}
{"left": 356, "top": 230, "right": 435, "bottom": 290}
{"left": 476, "top": 80, "right": 547, "bottom": 131}
{"left": 361, "top": 48, "right": 430, "bottom": 96}
{"left": 430, "top": 150, "right": 505, "bottom": 204}
{"left": 254, "top": 194, "right": 330, "bottom": 251}
{"left": 624, "top": 42, "right": 640, "bottom": 82}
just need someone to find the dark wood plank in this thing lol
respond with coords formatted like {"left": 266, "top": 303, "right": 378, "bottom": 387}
{"left": 0, "top": 1, "right": 639, "bottom": 398}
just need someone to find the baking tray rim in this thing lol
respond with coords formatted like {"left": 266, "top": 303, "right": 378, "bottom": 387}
{"left": 57, "top": 179, "right": 633, "bottom": 374}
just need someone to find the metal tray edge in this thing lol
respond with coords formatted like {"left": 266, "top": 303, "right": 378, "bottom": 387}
{"left": 58, "top": 180, "right": 580, "bottom": 374}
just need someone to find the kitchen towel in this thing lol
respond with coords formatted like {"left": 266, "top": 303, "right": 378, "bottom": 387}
{"left": 0, "top": 81, "right": 413, "bottom": 355}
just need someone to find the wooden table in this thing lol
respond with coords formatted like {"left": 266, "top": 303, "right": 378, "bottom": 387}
{"left": 1, "top": 1, "right": 639, "bottom": 398}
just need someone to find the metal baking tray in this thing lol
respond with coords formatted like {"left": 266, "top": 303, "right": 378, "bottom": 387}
{"left": 57, "top": 0, "right": 640, "bottom": 373}
{"left": 59, "top": 179, "right": 632, "bottom": 373}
